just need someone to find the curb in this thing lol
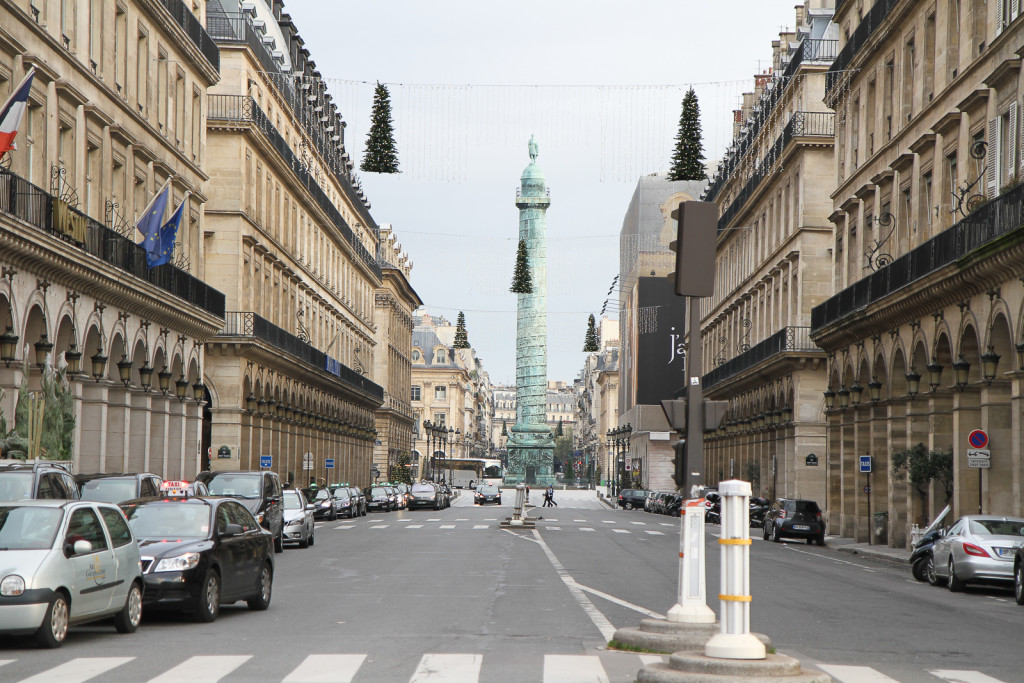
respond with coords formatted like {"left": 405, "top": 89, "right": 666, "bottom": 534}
{"left": 832, "top": 544, "right": 910, "bottom": 570}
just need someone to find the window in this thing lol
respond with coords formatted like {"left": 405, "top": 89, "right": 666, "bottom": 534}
{"left": 99, "top": 508, "right": 134, "bottom": 548}
{"left": 947, "top": 152, "right": 958, "bottom": 199}
{"left": 115, "top": 5, "right": 127, "bottom": 94}
{"left": 435, "top": 385, "right": 447, "bottom": 401}
{"left": 901, "top": 39, "right": 915, "bottom": 123}
{"left": 924, "top": 13, "right": 936, "bottom": 101}
{"left": 137, "top": 28, "right": 149, "bottom": 114}
{"left": 89, "top": 0, "right": 101, "bottom": 71}
{"left": 411, "top": 386, "right": 421, "bottom": 402}
{"left": 65, "top": 507, "right": 109, "bottom": 551}
{"left": 435, "top": 349, "right": 446, "bottom": 364}
{"left": 920, "top": 171, "right": 933, "bottom": 232}
{"left": 947, "top": 0, "right": 960, "bottom": 80}
{"left": 433, "top": 413, "right": 446, "bottom": 427}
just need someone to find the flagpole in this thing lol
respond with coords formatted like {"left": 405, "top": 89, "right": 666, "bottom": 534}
{"left": 134, "top": 176, "right": 174, "bottom": 227}
{"left": 0, "top": 67, "right": 36, "bottom": 117}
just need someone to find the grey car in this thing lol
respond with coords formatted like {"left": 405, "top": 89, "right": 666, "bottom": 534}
{"left": 282, "top": 490, "right": 315, "bottom": 548}
{"left": 930, "top": 515, "right": 1024, "bottom": 590}
{"left": 0, "top": 500, "right": 144, "bottom": 647}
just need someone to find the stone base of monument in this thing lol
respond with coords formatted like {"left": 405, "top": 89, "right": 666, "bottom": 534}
{"left": 637, "top": 651, "right": 831, "bottom": 683}
{"left": 611, "top": 619, "right": 770, "bottom": 655}
{"left": 499, "top": 517, "right": 536, "bottom": 529}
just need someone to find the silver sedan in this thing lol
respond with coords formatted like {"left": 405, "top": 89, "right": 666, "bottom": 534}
{"left": 0, "top": 500, "right": 144, "bottom": 647}
{"left": 282, "top": 490, "right": 315, "bottom": 548}
{"left": 930, "top": 514, "right": 1024, "bottom": 591}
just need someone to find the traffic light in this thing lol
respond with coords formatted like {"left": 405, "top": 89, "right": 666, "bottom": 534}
{"left": 667, "top": 201, "right": 717, "bottom": 297}
{"left": 672, "top": 439, "right": 687, "bottom": 489}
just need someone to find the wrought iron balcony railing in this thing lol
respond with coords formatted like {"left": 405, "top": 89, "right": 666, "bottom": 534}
{"left": 159, "top": 0, "right": 220, "bottom": 71}
{"left": 702, "top": 326, "right": 821, "bottom": 390}
{"left": 220, "top": 311, "right": 384, "bottom": 402}
{"left": 208, "top": 95, "right": 382, "bottom": 279}
{"left": 826, "top": 0, "right": 900, "bottom": 98}
{"left": 811, "top": 181, "right": 1024, "bottom": 332}
{"left": 0, "top": 169, "right": 225, "bottom": 318}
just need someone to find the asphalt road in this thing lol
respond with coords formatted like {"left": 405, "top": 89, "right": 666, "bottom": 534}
{"left": 1, "top": 489, "right": 1021, "bottom": 682}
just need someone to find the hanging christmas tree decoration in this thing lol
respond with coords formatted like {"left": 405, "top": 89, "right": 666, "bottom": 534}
{"left": 583, "top": 314, "right": 599, "bottom": 352}
{"left": 668, "top": 88, "right": 707, "bottom": 181}
{"left": 361, "top": 81, "right": 400, "bottom": 173}
{"left": 510, "top": 239, "right": 533, "bottom": 294}
{"left": 454, "top": 311, "right": 470, "bottom": 349}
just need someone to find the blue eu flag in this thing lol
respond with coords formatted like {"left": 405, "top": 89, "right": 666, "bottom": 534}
{"left": 136, "top": 185, "right": 170, "bottom": 265}
{"left": 149, "top": 198, "right": 186, "bottom": 268}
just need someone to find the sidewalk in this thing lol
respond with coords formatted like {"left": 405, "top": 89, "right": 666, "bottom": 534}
{"left": 826, "top": 535, "right": 911, "bottom": 568}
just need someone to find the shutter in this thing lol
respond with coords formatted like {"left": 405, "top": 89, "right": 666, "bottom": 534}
{"left": 1014, "top": 0, "right": 1021, "bottom": 22}
{"left": 1009, "top": 101, "right": 1018, "bottom": 181}
{"left": 988, "top": 118, "right": 998, "bottom": 198}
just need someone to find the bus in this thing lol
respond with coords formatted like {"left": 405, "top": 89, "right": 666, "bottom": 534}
{"left": 429, "top": 457, "right": 504, "bottom": 488}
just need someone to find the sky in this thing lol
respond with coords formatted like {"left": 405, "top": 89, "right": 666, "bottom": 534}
{"left": 281, "top": 1, "right": 802, "bottom": 385}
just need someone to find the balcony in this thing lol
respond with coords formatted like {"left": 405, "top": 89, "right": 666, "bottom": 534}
{"left": 219, "top": 311, "right": 384, "bottom": 402}
{"left": 702, "top": 326, "right": 821, "bottom": 390}
{"left": 0, "top": 169, "right": 225, "bottom": 318}
{"left": 826, "top": 0, "right": 900, "bottom": 98}
{"left": 781, "top": 39, "right": 839, "bottom": 81}
{"left": 158, "top": 0, "right": 220, "bottom": 72}
{"left": 208, "top": 95, "right": 381, "bottom": 279}
{"left": 811, "top": 182, "right": 1024, "bottom": 332}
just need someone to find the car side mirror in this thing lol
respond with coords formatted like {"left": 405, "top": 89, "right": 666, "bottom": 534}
{"left": 305, "top": 503, "right": 316, "bottom": 512}
{"left": 70, "top": 539, "right": 93, "bottom": 556}
{"left": 221, "top": 523, "right": 244, "bottom": 537}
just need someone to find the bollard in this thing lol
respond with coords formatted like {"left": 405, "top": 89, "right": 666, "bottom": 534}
{"left": 667, "top": 499, "right": 716, "bottom": 624}
{"left": 510, "top": 483, "right": 526, "bottom": 526}
{"left": 705, "top": 479, "right": 765, "bottom": 660}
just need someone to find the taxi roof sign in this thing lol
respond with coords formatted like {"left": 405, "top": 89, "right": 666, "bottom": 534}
{"left": 161, "top": 480, "right": 190, "bottom": 497}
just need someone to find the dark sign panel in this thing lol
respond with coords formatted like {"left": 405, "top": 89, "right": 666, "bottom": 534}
{"left": 634, "top": 277, "right": 688, "bottom": 405}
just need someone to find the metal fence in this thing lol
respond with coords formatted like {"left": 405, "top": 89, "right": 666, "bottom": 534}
{"left": 702, "top": 326, "right": 821, "bottom": 390}
{"left": 0, "top": 170, "right": 225, "bottom": 318}
{"left": 826, "top": 0, "right": 900, "bottom": 97}
{"left": 221, "top": 311, "right": 384, "bottom": 401}
{"left": 208, "top": 95, "right": 382, "bottom": 279}
{"left": 159, "top": 0, "right": 220, "bottom": 71}
{"left": 812, "top": 182, "right": 1024, "bottom": 331}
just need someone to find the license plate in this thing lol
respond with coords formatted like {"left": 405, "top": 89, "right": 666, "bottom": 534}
{"left": 792, "top": 525, "right": 810, "bottom": 530}
{"left": 996, "top": 547, "right": 1014, "bottom": 557}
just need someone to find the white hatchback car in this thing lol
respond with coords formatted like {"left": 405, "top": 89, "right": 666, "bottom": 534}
{"left": 0, "top": 500, "right": 143, "bottom": 647}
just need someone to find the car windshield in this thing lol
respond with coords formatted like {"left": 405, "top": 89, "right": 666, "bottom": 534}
{"left": 479, "top": 486, "right": 498, "bottom": 494}
{"left": 412, "top": 484, "right": 434, "bottom": 493}
{"left": 122, "top": 503, "right": 211, "bottom": 539}
{"left": 205, "top": 475, "right": 262, "bottom": 498}
{"left": 314, "top": 489, "right": 331, "bottom": 501}
{"left": 283, "top": 492, "right": 303, "bottom": 510}
{"left": 334, "top": 490, "right": 351, "bottom": 500}
{"left": 0, "top": 506, "right": 63, "bottom": 550}
{"left": 79, "top": 478, "right": 136, "bottom": 503}
{"left": 371, "top": 488, "right": 388, "bottom": 497}
{"left": 969, "top": 519, "right": 1024, "bottom": 536}
{"left": 0, "top": 472, "right": 34, "bottom": 500}
{"left": 792, "top": 501, "right": 820, "bottom": 513}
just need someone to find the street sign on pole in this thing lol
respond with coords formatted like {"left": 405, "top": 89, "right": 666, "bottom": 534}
{"left": 859, "top": 455, "right": 872, "bottom": 473}
{"left": 325, "top": 458, "right": 335, "bottom": 469}
{"left": 259, "top": 455, "right": 272, "bottom": 469}
{"left": 967, "top": 448, "right": 991, "bottom": 468}
{"left": 967, "top": 429, "right": 989, "bottom": 449}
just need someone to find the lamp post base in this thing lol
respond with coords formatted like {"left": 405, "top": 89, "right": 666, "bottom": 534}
{"left": 704, "top": 632, "right": 767, "bottom": 660}
{"left": 667, "top": 602, "right": 716, "bottom": 624}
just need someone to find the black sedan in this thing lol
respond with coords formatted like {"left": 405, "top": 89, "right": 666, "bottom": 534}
{"left": 364, "top": 486, "right": 393, "bottom": 512}
{"left": 119, "top": 496, "right": 275, "bottom": 622}
{"left": 474, "top": 485, "right": 502, "bottom": 505}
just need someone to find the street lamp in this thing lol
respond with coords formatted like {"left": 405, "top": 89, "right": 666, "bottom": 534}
{"left": 823, "top": 387, "right": 836, "bottom": 410}
{"left": 849, "top": 382, "right": 863, "bottom": 406}
{"left": 246, "top": 393, "right": 257, "bottom": 412}
{"left": 837, "top": 387, "right": 850, "bottom": 409}
{"left": 904, "top": 371, "right": 920, "bottom": 399}
{"left": 0, "top": 324, "right": 18, "bottom": 367}
{"left": 952, "top": 355, "right": 970, "bottom": 391}
{"left": 91, "top": 351, "right": 108, "bottom": 381}
{"left": 175, "top": 375, "right": 189, "bottom": 402}
{"left": 927, "top": 361, "right": 943, "bottom": 392}
{"left": 34, "top": 332, "right": 53, "bottom": 370}
{"left": 117, "top": 354, "right": 133, "bottom": 387}
{"left": 868, "top": 378, "right": 883, "bottom": 402}
{"left": 64, "top": 344, "right": 82, "bottom": 376}
{"left": 159, "top": 366, "right": 173, "bottom": 395}
{"left": 139, "top": 362, "right": 154, "bottom": 392}
{"left": 981, "top": 347, "right": 1000, "bottom": 384}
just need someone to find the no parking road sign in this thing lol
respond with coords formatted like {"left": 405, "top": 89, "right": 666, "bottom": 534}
{"left": 968, "top": 429, "right": 989, "bottom": 449}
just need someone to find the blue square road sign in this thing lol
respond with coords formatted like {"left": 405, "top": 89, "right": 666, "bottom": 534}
{"left": 259, "top": 455, "right": 272, "bottom": 468}
{"left": 859, "top": 455, "right": 872, "bottom": 473}
{"left": 325, "top": 458, "right": 335, "bottom": 469}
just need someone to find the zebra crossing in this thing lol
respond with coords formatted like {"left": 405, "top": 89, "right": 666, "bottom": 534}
{"left": 334, "top": 519, "right": 680, "bottom": 533}
{"left": 0, "top": 654, "right": 1011, "bottom": 683}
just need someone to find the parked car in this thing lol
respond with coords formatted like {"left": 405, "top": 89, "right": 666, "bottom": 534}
{"left": 762, "top": 498, "right": 825, "bottom": 545}
{"left": 332, "top": 488, "right": 359, "bottom": 519}
{"left": 282, "top": 489, "right": 315, "bottom": 547}
{"left": 196, "top": 470, "right": 285, "bottom": 553}
{"left": 408, "top": 482, "right": 442, "bottom": 510}
{"left": 76, "top": 472, "right": 163, "bottom": 504}
{"left": 474, "top": 485, "right": 502, "bottom": 505}
{"left": 617, "top": 488, "right": 649, "bottom": 510}
{"left": 308, "top": 488, "right": 340, "bottom": 521}
{"left": 120, "top": 494, "right": 274, "bottom": 622}
{"left": 653, "top": 491, "right": 674, "bottom": 515}
{"left": 437, "top": 484, "right": 452, "bottom": 508}
{"left": 0, "top": 462, "right": 79, "bottom": 501}
{"left": 386, "top": 484, "right": 407, "bottom": 510}
{"left": 664, "top": 493, "right": 684, "bottom": 517}
{"left": 643, "top": 491, "right": 659, "bottom": 513}
{"left": 364, "top": 485, "right": 394, "bottom": 512}
{"left": 0, "top": 500, "right": 143, "bottom": 647}
{"left": 930, "top": 515, "right": 1024, "bottom": 591}
{"left": 345, "top": 486, "right": 367, "bottom": 516}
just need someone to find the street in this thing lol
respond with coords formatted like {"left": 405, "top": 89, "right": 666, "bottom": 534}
{"left": 1, "top": 490, "right": 1021, "bottom": 683}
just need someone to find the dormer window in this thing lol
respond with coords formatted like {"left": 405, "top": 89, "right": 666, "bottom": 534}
{"left": 411, "top": 349, "right": 421, "bottom": 362}
{"left": 435, "top": 349, "right": 446, "bottom": 364}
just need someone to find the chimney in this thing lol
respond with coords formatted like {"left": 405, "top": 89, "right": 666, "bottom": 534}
{"left": 795, "top": 4, "right": 806, "bottom": 29}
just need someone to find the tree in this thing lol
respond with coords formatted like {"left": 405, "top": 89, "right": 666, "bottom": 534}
{"left": 583, "top": 314, "right": 599, "bottom": 352}
{"left": 361, "top": 82, "right": 400, "bottom": 174}
{"left": 454, "top": 311, "right": 469, "bottom": 349}
{"left": 668, "top": 88, "right": 707, "bottom": 182}
{"left": 510, "top": 239, "right": 533, "bottom": 294}
{"left": 555, "top": 419, "right": 563, "bottom": 437}
{"left": 553, "top": 434, "right": 573, "bottom": 475}
{"left": 892, "top": 443, "right": 954, "bottom": 523}
{"left": 389, "top": 452, "right": 413, "bottom": 485}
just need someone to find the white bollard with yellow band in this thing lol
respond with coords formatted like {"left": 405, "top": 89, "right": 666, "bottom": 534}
{"left": 705, "top": 479, "right": 766, "bottom": 660}
{"left": 667, "top": 498, "right": 716, "bottom": 624}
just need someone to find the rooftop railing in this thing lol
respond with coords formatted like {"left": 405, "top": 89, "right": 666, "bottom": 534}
{"left": 159, "top": 0, "right": 220, "bottom": 71}
{"left": 825, "top": 0, "right": 900, "bottom": 98}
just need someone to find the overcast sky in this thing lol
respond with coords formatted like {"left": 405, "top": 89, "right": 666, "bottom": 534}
{"left": 282, "top": 1, "right": 802, "bottom": 385}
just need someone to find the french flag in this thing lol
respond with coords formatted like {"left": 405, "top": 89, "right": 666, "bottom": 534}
{"left": 0, "top": 68, "right": 36, "bottom": 157}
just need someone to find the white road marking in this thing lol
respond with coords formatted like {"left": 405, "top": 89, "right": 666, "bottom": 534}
{"left": 440, "top": 524, "right": 456, "bottom": 529}
{"left": 659, "top": 523, "right": 674, "bottom": 527}
{"left": 644, "top": 530, "right": 664, "bottom": 535}
{"left": 473, "top": 524, "right": 489, "bottom": 529}
{"left": 629, "top": 521, "right": 646, "bottom": 525}
{"left": 21, "top": 657, "right": 134, "bottom": 683}
{"left": 283, "top": 654, "right": 366, "bottom": 683}
{"left": 484, "top": 518, "right": 497, "bottom": 521}
{"left": 543, "top": 655, "right": 609, "bottom": 683}
{"left": 574, "top": 519, "right": 586, "bottom": 522}
{"left": 547, "top": 519, "right": 559, "bottom": 522}
{"left": 149, "top": 655, "right": 252, "bottom": 683}
{"left": 612, "top": 529, "right": 630, "bottom": 534}
{"left": 580, "top": 527, "right": 595, "bottom": 531}
{"left": 784, "top": 546, "right": 877, "bottom": 572}
{"left": 929, "top": 671, "right": 1008, "bottom": 683}
{"left": 502, "top": 528, "right": 541, "bottom": 543}
{"left": 0, "top": 661, "right": 12, "bottom": 669}
{"left": 456, "top": 518, "right": 469, "bottom": 521}
{"left": 532, "top": 529, "right": 616, "bottom": 641}
{"left": 575, "top": 583, "right": 665, "bottom": 619}
{"left": 602, "top": 520, "right": 615, "bottom": 524}
{"left": 408, "top": 654, "right": 482, "bottom": 682}
{"left": 405, "top": 524, "right": 424, "bottom": 529}
{"left": 427, "top": 518, "right": 441, "bottom": 521}
{"left": 370, "top": 525, "right": 389, "bottom": 529}
{"left": 817, "top": 664, "right": 898, "bottom": 682}
{"left": 548, "top": 526, "right": 561, "bottom": 530}
{"left": 335, "top": 525, "right": 354, "bottom": 530}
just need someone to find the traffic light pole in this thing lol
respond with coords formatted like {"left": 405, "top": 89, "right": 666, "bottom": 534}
{"left": 684, "top": 295, "right": 704, "bottom": 497}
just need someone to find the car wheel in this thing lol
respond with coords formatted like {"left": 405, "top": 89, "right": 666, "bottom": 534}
{"left": 35, "top": 592, "right": 69, "bottom": 648}
{"left": 912, "top": 556, "right": 930, "bottom": 582}
{"left": 806, "top": 537, "right": 815, "bottom": 545}
{"left": 815, "top": 532, "right": 826, "bottom": 547}
{"left": 308, "top": 529, "right": 315, "bottom": 546}
{"left": 624, "top": 503, "right": 633, "bottom": 510}
{"left": 298, "top": 530, "right": 309, "bottom": 549}
{"left": 194, "top": 571, "right": 220, "bottom": 623}
{"left": 762, "top": 524, "right": 770, "bottom": 541}
{"left": 947, "top": 558, "right": 965, "bottom": 592}
{"left": 274, "top": 530, "right": 284, "bottom": 554}
{"left": 771, "top": 525, "right": 781, "bottom": 543}
{"left": 926, "top": 554, "right": 946, "bottom": 586}
{"left": 114, "top": 581, "right": 143, "bottom": 633}
{"left": 1015, "top": 565, "right": 1024, "bottom": 605}
{"left": 247, "top": 562, "right": 273, "bottom": 611}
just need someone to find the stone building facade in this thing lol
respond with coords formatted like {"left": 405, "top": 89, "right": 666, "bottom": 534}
{"left": 813, "top": 0, "right": 1024, "bottom": 546}
{"left": 201, "top": 0, "right": 383, "bottom": 488}
{"left": 700, "top": 1, "right": 835, "bottom": 504}
{"left": 0, "top": 0, "right": 223, "bottom": 476}
{"left": 574, "top": 319, "right": 619, "bottom": 486}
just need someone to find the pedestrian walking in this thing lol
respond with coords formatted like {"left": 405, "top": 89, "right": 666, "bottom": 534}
{"left": 544, "top": 485, "right": 557, "bottom": 507}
